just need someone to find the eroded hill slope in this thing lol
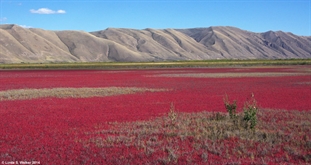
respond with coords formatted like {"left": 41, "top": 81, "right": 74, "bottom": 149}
{"left": 0, "top": 24, "right": 310, "bottom": 63}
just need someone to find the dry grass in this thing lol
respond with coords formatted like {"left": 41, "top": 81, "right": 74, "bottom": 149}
{"left": 289, "top": 67, "right": 311, "bottom": 73}
{"left": 81, "top": 108, "right": 311, "bottom": 163}
{"left": 152, "top": 72, "right": 310, "bottom": 78}
{"left": 0, "top": 87, "right": 168, "bottom": 101}
{"left": 296, "top": 82, "right": 311, "bottom": 85}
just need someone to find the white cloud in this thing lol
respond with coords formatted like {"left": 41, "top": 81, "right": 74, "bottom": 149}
{"left": 30, "top": 8, "right": 66, "bottom": 14}
{"left": 57, "top": 10, "right": 66, "bottom": 14}
{"left": 0, "top": 17, "right": 7, "bottom": 22}
{"left": 19, "top": 25, "right": 32, "bottom": 28}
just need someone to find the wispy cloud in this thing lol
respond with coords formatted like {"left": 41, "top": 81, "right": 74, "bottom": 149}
{"left": 19, "top": 25, "right": 32, "bottom": 28}
{"left": 0, "top": 17, "right": 7, "bottom": 22}
{"left": 30, "top": 8, "right": 66, "bottom": 14}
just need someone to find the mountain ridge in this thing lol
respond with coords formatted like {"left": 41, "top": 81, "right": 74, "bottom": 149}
{"left": 0, "top": 24, "right": 310, "bottom": 63}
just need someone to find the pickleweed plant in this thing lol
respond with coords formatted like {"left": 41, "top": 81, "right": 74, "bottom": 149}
{"left": 243, "top": 93, "right": 258, "bottom": 130}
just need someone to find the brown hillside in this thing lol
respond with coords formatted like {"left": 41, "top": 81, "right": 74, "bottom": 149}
{"left": 177, "top": 26, "right": 311, "bottom": 59}
{"left": 0, "top": 24, "right": 310, "bottom": 63}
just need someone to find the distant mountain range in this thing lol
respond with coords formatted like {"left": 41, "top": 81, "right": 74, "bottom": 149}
{"left": 0, "top": 24, "right": 310, "bottom": 63}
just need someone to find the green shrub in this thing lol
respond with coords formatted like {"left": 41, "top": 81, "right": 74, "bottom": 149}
{"left": 223, "top": 94, "right": 237, "bottom": 119}
{"left": 223, "top": 93, "right": 258, "bottom": 130}
{"left": 243, "top": 93, "right": 258, "bottom": 130}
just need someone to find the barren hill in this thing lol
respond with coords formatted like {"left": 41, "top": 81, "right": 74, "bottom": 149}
{"left": 0, "top": 24, "right": 310, "bottom": 63}
{"left": 178, "top": 27, "right": 311, "bottom": 59}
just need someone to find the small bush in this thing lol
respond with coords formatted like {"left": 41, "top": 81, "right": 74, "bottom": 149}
{"left": 223, "top": 94, "right": 237, "bottom": 119}
{"left": 243, "top": 93, "right": 258, "bottom": 130}
{"left": 223, "top": 93, "right": 258, "bottom": 130}
{"left": 210, "top": 112, "right": 226, "bottom": 121}
{"left": 168, "top": 102, "right": 177, "bottom": 123}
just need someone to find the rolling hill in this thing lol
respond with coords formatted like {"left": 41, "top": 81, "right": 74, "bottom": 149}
{"left": 0, "top": 24, "right": 310, "bottom": 63}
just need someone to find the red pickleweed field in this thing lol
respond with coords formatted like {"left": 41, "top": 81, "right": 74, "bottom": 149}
{"left": 0, "top": 66, "right": 310, "bottom": 164}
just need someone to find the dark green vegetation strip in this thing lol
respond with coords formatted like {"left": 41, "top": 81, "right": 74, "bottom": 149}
{"left": 0, "top": 59, "right": 310, "bottom": 69}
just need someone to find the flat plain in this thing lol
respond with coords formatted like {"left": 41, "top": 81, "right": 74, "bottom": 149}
{"left": 0, "top": 65, "right": 310, "bottom": 164}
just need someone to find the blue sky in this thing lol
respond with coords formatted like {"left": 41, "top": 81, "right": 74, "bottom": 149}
{"left": 0, "top": 0, "right": 310, "bottom": 36}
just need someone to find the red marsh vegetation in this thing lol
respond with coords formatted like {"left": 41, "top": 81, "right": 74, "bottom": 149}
{"left": 0, "top": 66, "right": 310, "bottom": 164}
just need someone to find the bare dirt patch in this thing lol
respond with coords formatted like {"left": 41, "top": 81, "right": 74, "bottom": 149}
{"left": 153, "top": 72, "right": 310, "bottom": 78}
{"left": 0, "top": 87, "right": 167, "bottom": 101}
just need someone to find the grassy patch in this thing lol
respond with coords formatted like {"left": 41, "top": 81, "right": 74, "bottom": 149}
{"left": 0, "top": 59, "right": 310, "bottom": 69}
{"left": 153, "top": 72, "right": 311, "bottom": 78}
{"left": 0, "top": 87, "right": 168, "bottom": 101}
{"left": 80, "top": 107, "right": 311, "bottom": 164}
